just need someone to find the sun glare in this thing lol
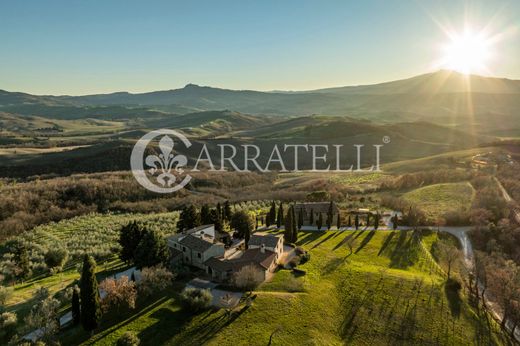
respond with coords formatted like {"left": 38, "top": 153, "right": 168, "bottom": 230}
{"left": 440, "top": 28, "right": 494, "bottom": 74}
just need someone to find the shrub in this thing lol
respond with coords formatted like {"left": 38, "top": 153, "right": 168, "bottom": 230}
{"left": 234, "top": 264, "right": 264, "bottom": 291}
{"left": 138, "top": 265, "right": 175, "bottom": 297}
{"left": 299, "top": 252, "right": 311, "bottom": 265}
{"left": 25, "top": 296, "right": 60, "bottom": 342}
{"left": 44, "top": 247, "right": 69, "bottom": 273}
{"left": 288, "top": 256, "right": 301, "bottom": 269}
{"left": 294, "top": 246, "right": 305, "bottom": 256}
{"left": 0, "top": 311, "right": 17, "bottom": 341}
{"left": 179, "top": 288, "right": 212, "bottom": 312}
{"left": 0, "top": 286, "right": 12, "bottom": 306}
{"left": 117, "top": 331, "right": 140, "bottom": 346}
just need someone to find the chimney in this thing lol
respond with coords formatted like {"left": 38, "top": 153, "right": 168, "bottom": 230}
{"left": 260, "top": 244, "right": 265, "bottom": 253}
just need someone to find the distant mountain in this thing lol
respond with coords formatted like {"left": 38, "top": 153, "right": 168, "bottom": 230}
{"left": 309, "top": 70, "right": 520, "bottom": 95}
{"left": 1, "top": 70, "right": 520, "bottom": 135}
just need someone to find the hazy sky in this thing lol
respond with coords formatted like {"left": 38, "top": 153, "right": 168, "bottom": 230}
{"left": 1, "top": 0, "right": 519, "bottom": 95}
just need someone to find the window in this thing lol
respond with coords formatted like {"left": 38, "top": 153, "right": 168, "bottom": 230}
{"left": 197, "top": 252, "right": 201, "bottom": 259}
{"left": 183, "top": 246, "right": 186, "bottom": 252}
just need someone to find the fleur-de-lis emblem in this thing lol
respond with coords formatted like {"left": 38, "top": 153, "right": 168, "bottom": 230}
{"left": 145, "top": 135, "right": 187, "bottom": 187}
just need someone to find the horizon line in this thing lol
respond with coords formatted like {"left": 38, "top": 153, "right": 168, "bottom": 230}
{"left": 1, "top": 68, "right": 516, "bottom": 97}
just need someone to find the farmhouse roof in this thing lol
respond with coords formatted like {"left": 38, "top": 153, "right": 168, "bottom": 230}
{"left": 179, "top": 234, "right": 215, "bottom": 252}
{"left": 205, "top": 248, "right": 276, "bottom": 272}
{"left": 248, "top": 232, "right": 282, "bottom": 249}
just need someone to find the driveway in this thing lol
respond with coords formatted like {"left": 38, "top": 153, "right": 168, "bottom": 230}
{"left": 186, "top": 278, "right": 243, "bottom": 309}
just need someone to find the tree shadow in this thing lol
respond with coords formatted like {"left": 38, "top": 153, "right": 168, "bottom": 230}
{"left": 322, "top": 256, "right": 348, "bottom": 275}
{"left": 296, "top": 231, "right": 326, "bottom": 246}
{"left": 310, "top": 232, "right": 337, "bottom": 249}
{"left": 378, "top": 232, "right": 395, "bottom": 256}
{"left": 355, "top": 230, "right": 376, "bottom": 254}
{"left": 444, "top": 279, "right": 461, "bottom": 319}
{"left": 388, "top": 230, "right": 421, "bottom": 269}
{"left": 149, "top": 305, "right": 250, "bottom": 346}
{"left": 333, "top": 233, "right": 355, "bottom": 251}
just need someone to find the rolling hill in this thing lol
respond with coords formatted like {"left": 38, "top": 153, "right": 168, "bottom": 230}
{"left": 1, "top": 70, "right": 519, "bottom": 136}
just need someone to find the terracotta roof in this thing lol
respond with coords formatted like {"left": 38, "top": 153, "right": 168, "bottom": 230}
{"left": 248, "top": 233, "right": 282, "bottom": 249}
{"left": 205, "top": 248, "right": 276, "bottom": 272}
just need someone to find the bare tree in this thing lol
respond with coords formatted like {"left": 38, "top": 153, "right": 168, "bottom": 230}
{"left": 234, "top": 264, "right": 264, "bottom": 292}
{"left": 346, "top": 237, "right": 357, "bottom": 257}
{"left": 25, "top": 296, "right": 60, "bottom": 343}
{"left": 138, "top": 265, "right": 175, "bottom": 297}
{"left": 99, "top": 275, "right": 137, "bottom": 313}
{"left": 487, "top": 259, "right": 520, "bottom": 330}
{"left": 436, "top": 239, "right": 461, "bottom": 279}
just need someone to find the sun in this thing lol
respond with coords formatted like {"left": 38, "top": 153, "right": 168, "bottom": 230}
{"left": 440, "top": 28, "right": 494, "bottom": 74}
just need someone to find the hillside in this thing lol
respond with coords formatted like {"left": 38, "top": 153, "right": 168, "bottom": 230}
{"left": 54, "top": 228, "right": 508, "bottom": 345}
{"left": 0, "top": 117, "right": 493, "bottom": 178}
{"left": 310, "top": 70, "right": 520, "bottom": 95}
{"left": 1, "top": 71, "right": 520, "bottom": 135}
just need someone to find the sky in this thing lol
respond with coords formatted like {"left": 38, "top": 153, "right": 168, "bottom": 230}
{"left": 1, "top": 0, "right": 519, "bottom": 95}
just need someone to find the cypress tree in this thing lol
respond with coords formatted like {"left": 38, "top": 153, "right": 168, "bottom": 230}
{"left": 297, "top": 208, "right": 303, "bottom": 230}
{"left": 392, "top": 215, "right": 398, "bottom": 230}
{"left": 309, "top": 208, "right": 314, "bottom": 225}
{"left": 348, "top": 215, "right": 352, "bottom": 228}
{"left": 374, "top": 213, "right": 380, "bottom": 230}
{"left": 268, "top": 201, "right": 276, "bottom": 227}
{"left": 216, "top": 203, "right": 222, "bottom": 220}
{"left": 292, "top": 206, "right": 298, "bottom": 242}
{"left": 200, "top": 204, "right": 211, "bottom": 224}
{"left": 72, "top": 286, "right": 81, "bottom": 326}
{"left": 326, "top": 201, "right": 334, "bottom": 229}
{"left": 317, "top": 213, "right": 323, "bottom": 231}
{"left": 276, "top": 202, "right": 284, "bottom": 228}
{"left": 210, "top": 209, "right": 223, "bottom": 232}
{"left": 284, "top": 207, "right": 294, "bottom": 243}
{"left": 224, "top": 200, "right": 232, "bottom": 221}
{"left": 355, "top": 214, "right": 359, "bottom": 230}
{"left": 336, "top": 211, "right": 341, "bottom": 229}
{"left": 80, "top": 255, "right": 101, "bottom": 332}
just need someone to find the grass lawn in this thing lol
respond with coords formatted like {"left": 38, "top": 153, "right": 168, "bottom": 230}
{"left": 403, "top": 182, "right": 475, "bottom": 221}
{"left": 66, "top": 229, "right": 509, "bottom": 346}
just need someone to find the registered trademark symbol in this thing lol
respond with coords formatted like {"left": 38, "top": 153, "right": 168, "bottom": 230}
{"left": 382, "top": 136, "right": 391, "bottom": 144}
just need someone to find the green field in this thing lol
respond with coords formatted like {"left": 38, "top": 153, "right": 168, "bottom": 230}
{"left": 403, "top": 182, "right": 475, "bottom": 221}
{"left": 59, "top": 229, "right": 507, "bottom": 346}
